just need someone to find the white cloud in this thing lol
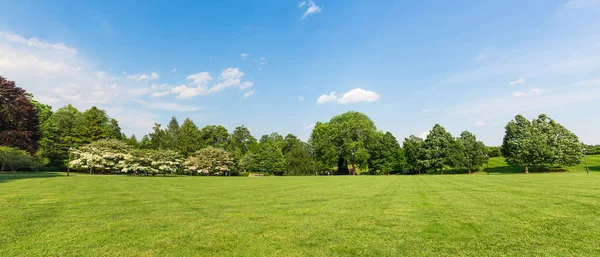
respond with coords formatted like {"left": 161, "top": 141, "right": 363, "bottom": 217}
{"left": 243, "top": 89, "right": 255, "bottom": 98}
{"left": 509, "top": 78, "right": 526, "bottom": 85}
{"left": 0, "top": 31, "right": 77, "bottom": 54}
{"left": 476, "top": 121, "right": 486, "bottom": 126}
{"left": 419, "top": 131, "right": 430, "bottom": 139}
{"left": 453, "top": 84, "right": 600, "bottom": 121}
{"left": 0, "top": 30, "right": 128, "bottom": 109}
{"left": 317, "top": 88, "right": 380, "bottom": 104}
{"left": 209, "top": 68, "right": 244, "bottom": 93}
{"left": 186, "top": 72, "right": 213, "bottom": 85}
{"left": 241, "top": 53, "right": 248, "bottom": 60}
{"left": 171, "top": 84, "right": 208, "bottom": 99}
{"left": 171, "top": 68, "right": 177, "bottom": 72}
{"left": 513, "top": 88, "right": 547, "bottom": 97}
{"left": 127, "top": 72, "right": 159, "bottom": 81}
{"left": 317, "top": 92, "right": 339, "bottom": 104}
{"left": 564, "top": 0, "right": 600, "bottom": 8}
{"left": 151, "top": 91, "right": 170, "bottom": 97}
{"left": 170, "top": 68, "right": 254, "bottom": 98}
{"left": 134, "top": 100, "right": 202, "bottom": 112}
{"left": 128, "top": 87, "right": 152, "bottom": 96}
{"left": 422, "top": 109, "right": 430, "bottom": 113}
{"left": 298, "top": 1, "right": 306, "bottom": 8}
{"left": 96, "top": 71, "right": 108, "bottom": 80}
{"left": 240, "top": 81, "right": 254, "bottom": 90}
{"left": 298, "top": 96, "right": 305, "bottom": 101}
{"left": 221, "top": 67, "right": 244, "bottom": 80}
{"left": 151, "top": 83, "right": 170, "bottom": 90}
{"left": 301, "top": 1, "right": 323, "bottom": 19}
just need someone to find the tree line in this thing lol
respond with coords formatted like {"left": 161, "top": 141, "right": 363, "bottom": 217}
{"left": 0, "top": 75, "right": 588, "bottom": 175}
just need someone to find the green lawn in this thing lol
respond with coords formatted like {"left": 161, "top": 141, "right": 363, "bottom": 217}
{"left": 1, "top": 157, "right": 600, "bottom": 256}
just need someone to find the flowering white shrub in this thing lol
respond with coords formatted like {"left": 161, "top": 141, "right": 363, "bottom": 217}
{"left": 69, "top": 139, "right": 184, "bottom": 175}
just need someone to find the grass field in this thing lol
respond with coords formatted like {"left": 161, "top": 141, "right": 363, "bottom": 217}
{"left": 1, "top": 156, "right": 600, "bottom": 256}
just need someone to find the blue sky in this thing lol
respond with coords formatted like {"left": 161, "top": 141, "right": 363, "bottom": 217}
{"left": 1, "top": 0, "right": 600, "bottom": 145}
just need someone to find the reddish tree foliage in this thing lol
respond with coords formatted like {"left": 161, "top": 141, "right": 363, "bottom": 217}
{"left": 0, "top": 76, "right": 41, "bottom": 154}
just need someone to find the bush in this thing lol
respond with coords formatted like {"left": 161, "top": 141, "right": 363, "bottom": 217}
{"left": 584, "top": 144, "right": 600, "bottom": 155}
{"left": 0, "top": 146, "right": 38, "bottom": 171}
{"left": 487, "top": 146, "right": 502, "bottom": 157}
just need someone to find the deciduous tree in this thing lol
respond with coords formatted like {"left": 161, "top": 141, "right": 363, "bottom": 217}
{"left": 456, "top": 131, "right": 487, "bottom": 173}
{"left": 424, "top": 124, "right": 456, "bottom": 174}
{"left": 0, "top": 76, "right": 41, "bottom": 154}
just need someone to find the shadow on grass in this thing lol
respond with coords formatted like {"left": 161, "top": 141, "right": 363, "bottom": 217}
{"left": 587, "top": 166, "right": 600, "bottom": 172}
{"left": 0, "top": 172, "right": 62, "bottom": 184}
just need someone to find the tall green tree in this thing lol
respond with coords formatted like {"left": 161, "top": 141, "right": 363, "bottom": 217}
{"left": 178, "top": 118, "right": 203, "bottom": 156}
{"left": 201, "top": 125, "right": 230, "bottom": 150}
{"left": 403, "top": 135, "right": 427, "bottom": 174}
{"left": 503, "top": 114, "right": 582, "bottom": 173}
{"left": 165, "top": 117, "right": 181, "bottom": 149}
{"left": 501, "top": 115, "right": 545, "bottom": 173}
{"left": 76, "top": 106, "right": 114, "bottom": 144}
{"left": 456, "top": 131, "right": 487, "bottom": 173}
{"left": 310, "top": 111, "right": 376, "bottom": 175}
{"left": 124, "top": 134, "right": 140, "bottom": 148}
{"left": 532, "top": 114, "right": 582, "bottom": 168}
{"left": 259, "top": 132, "right": 285, "bottom": 152}
{"left": 282, "top": 134, "right": 301, "bottom": 155}
{"left": 241, "top": 141, "right": 286, "bottom": 175}
{"left": 39, "top": 105, "right": 83, "bottom": 166}
{"left": 284, "top": 141, "right": 317, "bottom": 176}
{"left": 424, "top": 124, "right": 457, "bottom": 174}
{"left": 26, "top": 94, "right": 53, "bottom": 125}
{"left": 230, "top": 125, "right": 257, "bottom": 155}
{"left": 368, "top": 132, "right": 405, "bottom": 174}
{"left": 0, "top": 76, "right": 41, "bottom": 154}
{"left": 148, "top": 123, "right": 168, "bottom": 149}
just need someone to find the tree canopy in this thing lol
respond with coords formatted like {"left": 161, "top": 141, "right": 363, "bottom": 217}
{"left": 502, "top": 114, "right": 582, "bottom": 173}
{"left": 0, "top": 76, "right": 41, "bottom": 154}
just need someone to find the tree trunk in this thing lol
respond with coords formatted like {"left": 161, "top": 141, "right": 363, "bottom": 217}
{"left": 351, "top": 163, "right": 356, "bottom": 175}
{"left": 440, "top": 167, "right": 444, "bottom": 175}
{"left": 525, "top": 166, "right": 529, "bottom": 174}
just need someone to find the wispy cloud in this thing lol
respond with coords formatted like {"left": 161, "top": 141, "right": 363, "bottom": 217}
{"left": 241, "top": 53, "right": 248, "bottom": 60}
{"left": 134, "top": 99, "right": 202, "bottom": 112}
{"left": 243, "top": 89, "right": 255, "bottom": 98}
{"left": 127, "top": 72, "right": 159, "bottom": 81}
{"left": 513, "top": 88, "right": 547, "bottom": 97}
{"left": 563, "top": 0, "right": 600, "bottom": 8}
{"left": 509, "top": 78, "right": 526, "bottom": 85}
{"left": 317, "top": 88, "right": 380, "bottom": 104}
{"left": 0, "top": 31, "right": 77, "bottom": 54}
{"left": 168, "top": 68, "right": 253, "bottom": 98}
{"left": 301, "top": 1, "right": 323, "bottom": 19}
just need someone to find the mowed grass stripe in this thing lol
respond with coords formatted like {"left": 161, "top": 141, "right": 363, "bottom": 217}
{"left": 1, "top": 169, "right": 600, "bottom": 256}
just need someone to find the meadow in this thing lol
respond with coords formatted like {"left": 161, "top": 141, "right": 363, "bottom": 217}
{"left": 1, "top": 156, "right": 599, "bottom": 256}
